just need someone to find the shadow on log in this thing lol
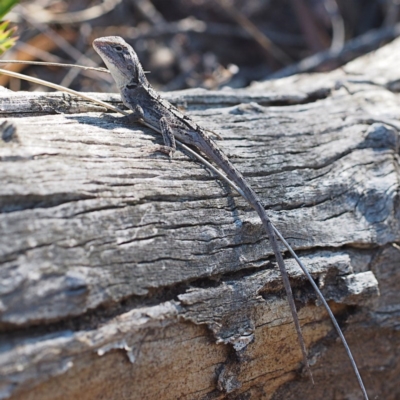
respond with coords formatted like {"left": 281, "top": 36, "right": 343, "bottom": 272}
{"left": 1, "top": 37, "right": 400, "bottom": 400}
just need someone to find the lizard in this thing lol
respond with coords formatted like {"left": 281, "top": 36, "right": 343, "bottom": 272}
{"left": 92, "top": 36, "right": 368, "bottom": 398}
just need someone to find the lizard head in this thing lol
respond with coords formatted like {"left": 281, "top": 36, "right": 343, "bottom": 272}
{"left": 93, "top": 36, "right": 148, "bottom": 89}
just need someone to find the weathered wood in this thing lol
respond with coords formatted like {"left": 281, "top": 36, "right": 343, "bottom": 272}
{"left": 1, "top": 37, "right": 400, "bottom": 400}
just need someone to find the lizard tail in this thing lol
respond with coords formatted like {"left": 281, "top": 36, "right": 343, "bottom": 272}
{"left": 197, "top": 135, "right": 313, "bottom": 381}
{"left": 254, "top": 201, "right": 314, "bottom": 384}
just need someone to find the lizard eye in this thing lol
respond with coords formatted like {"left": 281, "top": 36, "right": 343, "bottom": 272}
{"left": 126, "top": 83, "right": 137, "bottom": 90}
{"left": 114, "top": 45, "right": 123, "bottom": 52}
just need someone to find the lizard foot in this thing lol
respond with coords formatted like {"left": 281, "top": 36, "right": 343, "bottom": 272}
{"left": 152, "top": 144, "right": 175, "bottom": 159}
{"left": 101, "top": 113, "right": 135, "bottom": 125}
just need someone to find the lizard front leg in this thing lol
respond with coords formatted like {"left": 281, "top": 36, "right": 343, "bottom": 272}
{"left": 124, "top": 104, "right": 145, "bottom": 124}
{"left": 113, "top": 106, "right": 176, "bottom": 158}
{"left": 157, "top": 116, "right": 176, "bottom": 158}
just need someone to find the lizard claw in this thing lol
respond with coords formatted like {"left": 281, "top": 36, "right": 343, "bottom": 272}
{"left": 159, "top": 145, "right": 175, "bottom": 159}
{"left": 149, "top": 144, "right": 175, "bottom": 159}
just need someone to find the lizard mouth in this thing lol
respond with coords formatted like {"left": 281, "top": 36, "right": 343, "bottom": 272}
{"left": 92, "top": 39, "right": 117, "bottom": 68}
{"left": 92, "top": 39, "right": 107, "bottom": 54}
{"left": 92, "top": 37, "right": 126, "bottom": 68}
{"left": 93, "top": 36, "right": 124, "bottom": 51}
{"left": 92, "top": 37, "right": 136, "bottom": 88}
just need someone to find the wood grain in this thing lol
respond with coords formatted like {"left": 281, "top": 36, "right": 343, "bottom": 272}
{"left": 1, "top": 37, "right": 400, "bottom": 400}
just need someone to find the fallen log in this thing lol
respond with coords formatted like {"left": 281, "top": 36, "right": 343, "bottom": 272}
{"left": 1, "top": 37, "right": 400, "bottom": 400}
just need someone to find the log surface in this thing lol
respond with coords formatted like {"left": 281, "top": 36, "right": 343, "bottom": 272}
{"left": 1, "top": 38, "right": 400, "bottom": 400}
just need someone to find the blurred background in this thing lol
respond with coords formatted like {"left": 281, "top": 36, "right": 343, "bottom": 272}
{"left": 1, "top": 0, "right": 400, "bottom": 93}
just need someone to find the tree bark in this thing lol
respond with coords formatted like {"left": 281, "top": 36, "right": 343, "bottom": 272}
{"left": 1, "top": 38, "right": 400, "bottom": 400}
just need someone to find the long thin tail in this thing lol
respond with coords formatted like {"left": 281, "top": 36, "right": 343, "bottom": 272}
{"left": 254, "top": 201, "right": 313, "bottom": 383}
{"left": 273, "top": 225, "right": 369, "bottom": 399}
{"left": 197, "top": 136, "right": 313, "bottom": 381}
{"left": 180, "top": 136, "right": 368, "bottom": 398}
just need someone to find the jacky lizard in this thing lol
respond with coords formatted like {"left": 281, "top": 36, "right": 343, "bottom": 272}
{"left": 93, "top": 36, "right": 368, "bottom": 399}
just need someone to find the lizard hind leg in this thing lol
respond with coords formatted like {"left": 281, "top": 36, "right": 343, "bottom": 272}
{"left": 159, "top": 116, "right": 176, "bottom": 158}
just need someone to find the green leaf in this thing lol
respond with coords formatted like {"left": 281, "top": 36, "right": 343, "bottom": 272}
{"left": 0, "top": 0, "right": 19, "bottom": 20}
{"left": 0, "top": 20, "right": 17, "bottom": 55}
